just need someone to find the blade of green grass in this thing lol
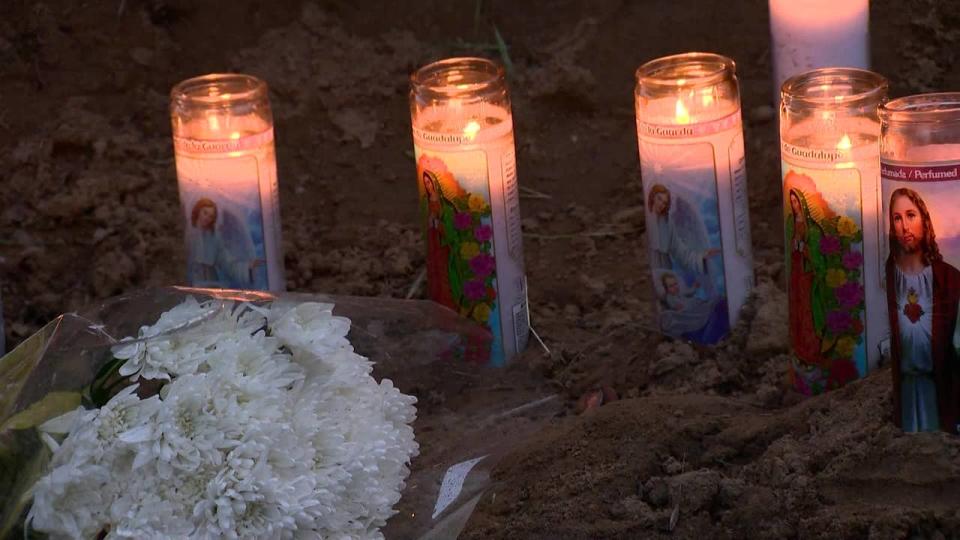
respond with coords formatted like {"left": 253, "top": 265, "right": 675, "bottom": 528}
{"left": 492, "top": 24, "right": 514, "bottom": 76}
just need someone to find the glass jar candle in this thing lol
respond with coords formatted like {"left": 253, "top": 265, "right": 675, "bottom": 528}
{"left": 634, "top": 52, "right": 753, "bottom": 346}
{"left": 780, "top": 68, "right": 888, "bottom": 395}
{"left": 170, "top": 73, "right": 284, "bottom": 292}
{"left": 409, "top": 57, "right": 529, "bottom": 366}
{"left": 879, "top": 93, "right": 960, "bottom": 434}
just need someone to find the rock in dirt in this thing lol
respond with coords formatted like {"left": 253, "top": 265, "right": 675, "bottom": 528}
{"left": 669, "top": 470, "right": 721, "bottom": 512}
{"left": 650, "top": 341, "right": 697, "bottom": 377}
{"left": 643, "top": 477, "right": 670, "bottom": 508}
{"left": 745, "top": 280, "right": 788, "bottom": 355}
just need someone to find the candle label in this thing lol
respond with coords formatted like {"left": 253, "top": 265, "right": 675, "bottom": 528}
{"left": 881, "top": 159, "right": 960, "bottom": 434}
{"left": 781, "top": 160, "right": 868, "bottom": 395}
{"left": 173, "top": 129, "right": 282, "bottom": 291}
{"left": 637, "top": 112, "right": 753, "bottom": 345}
{"left": 412, "top": 142, "right": 529, "bottom": 366}
{"left": 639, "top": 141, "right": 732, "bottom": 345}
{"left": 729, "top": 133, "right": 751, "bottom": 257}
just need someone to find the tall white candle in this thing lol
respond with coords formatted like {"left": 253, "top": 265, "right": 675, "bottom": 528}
{"left": 769, "top": 0, "right": 869, "bottom": 102}
{"left": 635, "top": 53, "right": 754, "bottom": 345}
{"left": 780, "top": 68, "right": 888, "bottom": 395}
{"left": 170, "top": 74, "right": 285, "bottom": 292}
{"left": 410, "top": 58, "right": 529, "bottom": 366}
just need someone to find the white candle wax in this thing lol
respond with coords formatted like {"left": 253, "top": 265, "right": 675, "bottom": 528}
{"left": 769, "top": 0, "right": 869, "bottom": 102}
{"left": 173, "top": 113, "right": 284, "bottom": 291}
{"left": 637, "top": 95, "right": 754, "bottom": 344}
{"left": 412, "top": 102, "right": 529, "bottom": 365}
{"left": 782, "top": 116, "right": 887, "bottom": 383}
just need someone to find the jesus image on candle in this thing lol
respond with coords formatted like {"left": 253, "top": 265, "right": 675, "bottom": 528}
{"left": 885, "top": 187, "right": 960, "bottom": 434}
{"left": 187, "top": 197, "right": 265, "bottom": 289}
{"left": 646, "top": 183, "right": 728, "bottom": 343}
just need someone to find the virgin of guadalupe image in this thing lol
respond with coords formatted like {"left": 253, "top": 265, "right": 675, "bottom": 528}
{"left": 420, "top": 170, "right": 462, "bottom": 311}
{"left": 646, "top": 183, "right": 727, "bottom": 344}
{"left": 885, "top": 187, "right": 960, "bottom": 434}
{"left": 186, "top": 197, "right": 265, "bottom": 289}
{"left": 786, "top": 188, "right": 829, "bottom": 368}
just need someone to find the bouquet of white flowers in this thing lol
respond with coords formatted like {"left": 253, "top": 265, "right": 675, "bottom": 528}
{"left": 0, "top": 288, "right": 562, "bottom": 540}
{"left": 2, "top": 290, "right": 424, "bottom": 539}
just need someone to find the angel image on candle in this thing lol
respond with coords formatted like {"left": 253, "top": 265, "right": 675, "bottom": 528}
{"left": 186, "top": 197, "right": 266, "bottom": 289}
{"left": 646, "top": 183, "right": 728, "bottom": 344}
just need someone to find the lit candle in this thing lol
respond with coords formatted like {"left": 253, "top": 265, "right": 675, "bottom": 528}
{"left": 170, "top": 73, "right": 285, "bottom": 291}
{"left": 769, "top": 0, "right": 869, "bottom": 103}
{"left": 879, "top": 93, "right": 960, "bottom": 434}
{"left": 780, "top": 68, "right": 888, "bottom": 395}
{"left": 634, "top": 53, "right": 754, "bottom": 345}
{"left": 409, "top": 57, "right": 529, "bottom": 366}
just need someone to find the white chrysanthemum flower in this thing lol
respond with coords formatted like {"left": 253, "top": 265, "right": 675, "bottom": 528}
{"left": 150, "top": 374, "right": 235, "bottom": 477}
{"left": 268, "top": 302, "right": 353, "bottom": 360}
{"left": 28, "top": 461, "right": 114, "bottom": 539}
{"left": 108, "top": 475, "right": 195, "bottom": 539}
{"left": 30, "top": 299, "right": 418, "bottom": 540}
{"left": 115, "top": 298, "right": 266, "bottom": 381}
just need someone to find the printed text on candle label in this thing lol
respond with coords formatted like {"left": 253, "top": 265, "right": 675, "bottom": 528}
{"left": 781, "top": 142, "right": 845, "bottom": 163}
{"left": 730, "top": 133, "right": 751, "bottom": 257}
{"left": 637, "top": 111, "right": 740, "bottom": 139}
{"left": 881, "top": 163, "right": 960, "bottom": 182}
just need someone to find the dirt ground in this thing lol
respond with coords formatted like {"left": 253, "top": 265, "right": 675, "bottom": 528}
{"left": 1, "top": 0, "right": 960, "bottom": 538}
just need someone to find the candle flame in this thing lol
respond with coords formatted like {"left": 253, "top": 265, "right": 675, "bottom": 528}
{"left": 701, "top": 88, "right": 715, "bottom": 107}
{"left": 837, "top": 134, "right": 852, "bottom": 150}
{"left": 207, "top": 114, "right": 220, "bottom": 132}
{"left": 675, "top": 98, "right": 690, "bottom": 125}
{"left": 463, "top": 120, "right": 481, "bottom": 141}
{"left": 230, "top": 132, "right": 241, "bottom": 140}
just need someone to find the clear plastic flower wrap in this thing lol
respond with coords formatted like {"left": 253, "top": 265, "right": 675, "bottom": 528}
{"left": 0, "top": 287, "right": 560, "bottom": 539}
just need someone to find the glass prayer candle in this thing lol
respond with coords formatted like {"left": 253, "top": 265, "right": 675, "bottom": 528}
{"left": 634, "top": 52, "right": 754, "bottom": 346}
{"left": 769, "top": 0, "right": 870, "bottom": 104}
{"left": 170, "top": 73, "right": 284, "bottom": 292}
{"left": 409, "top": 57, "right": 529, "bottom": 366}
{"left": 780, "top": 68, "right": 888, "bottom": 395}
{"left": 879, "top": 93, "right": 960, "bottom": 435}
